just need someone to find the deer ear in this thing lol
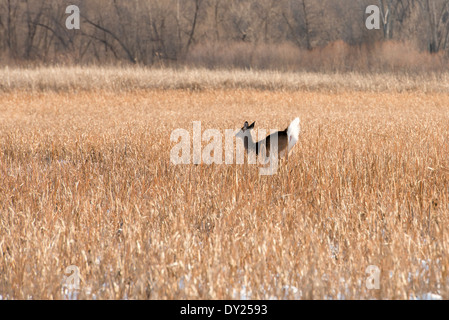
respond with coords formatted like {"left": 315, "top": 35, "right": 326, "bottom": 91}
{"left": 248, "top": 121, "right": 255, "bottom": 129}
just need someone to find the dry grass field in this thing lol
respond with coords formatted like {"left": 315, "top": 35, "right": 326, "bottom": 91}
{"left": 1, "top": 67, "right": 449, "bottom": 299}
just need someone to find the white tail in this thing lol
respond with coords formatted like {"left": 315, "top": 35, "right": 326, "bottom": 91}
{"left": 287, "top": 117, "right": 300, "bottom": 153}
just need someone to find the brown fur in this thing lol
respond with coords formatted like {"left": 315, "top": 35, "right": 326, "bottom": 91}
{"left": 239, "top": 122, "right": 290, "bottom": 159}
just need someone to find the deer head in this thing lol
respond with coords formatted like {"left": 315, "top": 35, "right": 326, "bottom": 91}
{"left": 235, "top": 121, "right": 255, "bottom": 138}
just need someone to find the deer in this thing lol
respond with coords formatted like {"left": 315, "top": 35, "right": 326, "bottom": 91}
{"left": 235, "top": 118, "right": 300, "bottom": 162}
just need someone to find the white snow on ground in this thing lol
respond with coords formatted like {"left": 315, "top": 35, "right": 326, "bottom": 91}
{"left": 410, "top": 292, "right": 443, "bottom": 300}
{"left": 9, "top": 253, "right": 443, "bottom": 300}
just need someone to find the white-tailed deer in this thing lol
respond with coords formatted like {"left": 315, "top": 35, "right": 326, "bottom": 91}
{"left": 235, "top": 118, "right": 300, "bottom": 161}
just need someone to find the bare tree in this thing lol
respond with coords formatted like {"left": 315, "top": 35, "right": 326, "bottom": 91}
{"left": 420, "top": 0, "right": 449, "bottom": 53}
{"left": 5, "top": 0, "right": 19, "bottom": 58}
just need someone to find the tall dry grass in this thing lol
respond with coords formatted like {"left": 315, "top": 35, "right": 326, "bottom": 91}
{"left": 2, "top": 66, "right": 449, "bottom": 93}
{"left": 1, "top": 82, "right": 449, "bottom": 299}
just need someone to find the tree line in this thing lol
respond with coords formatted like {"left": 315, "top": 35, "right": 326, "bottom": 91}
{"left": 1, "top": 0, "right": 449, "bottom": 70}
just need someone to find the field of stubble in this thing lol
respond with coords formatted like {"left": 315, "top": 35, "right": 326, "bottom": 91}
{"left": 1, "top": 69, "right": 449, "bottom": 299}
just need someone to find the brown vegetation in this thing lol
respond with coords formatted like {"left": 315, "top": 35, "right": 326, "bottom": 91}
{"left": 2, "top": 0, "right": 449, "bottom": 72}
{"left": 2, "top": 66, "right": 449, "bottom": 93}
{"left": 1, "top": 72, "right": 448, "bottom": 299}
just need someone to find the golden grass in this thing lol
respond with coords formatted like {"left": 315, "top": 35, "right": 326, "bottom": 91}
{"left": 2, "top": 66, "right": 449, "bottom": 93}
{"left": 1, "top": 80, "right": 449, "bottom": 299}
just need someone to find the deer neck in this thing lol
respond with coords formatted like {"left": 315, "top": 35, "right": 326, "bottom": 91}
{"left": 244, "top": 134, "right": 258, "bottom": 154}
